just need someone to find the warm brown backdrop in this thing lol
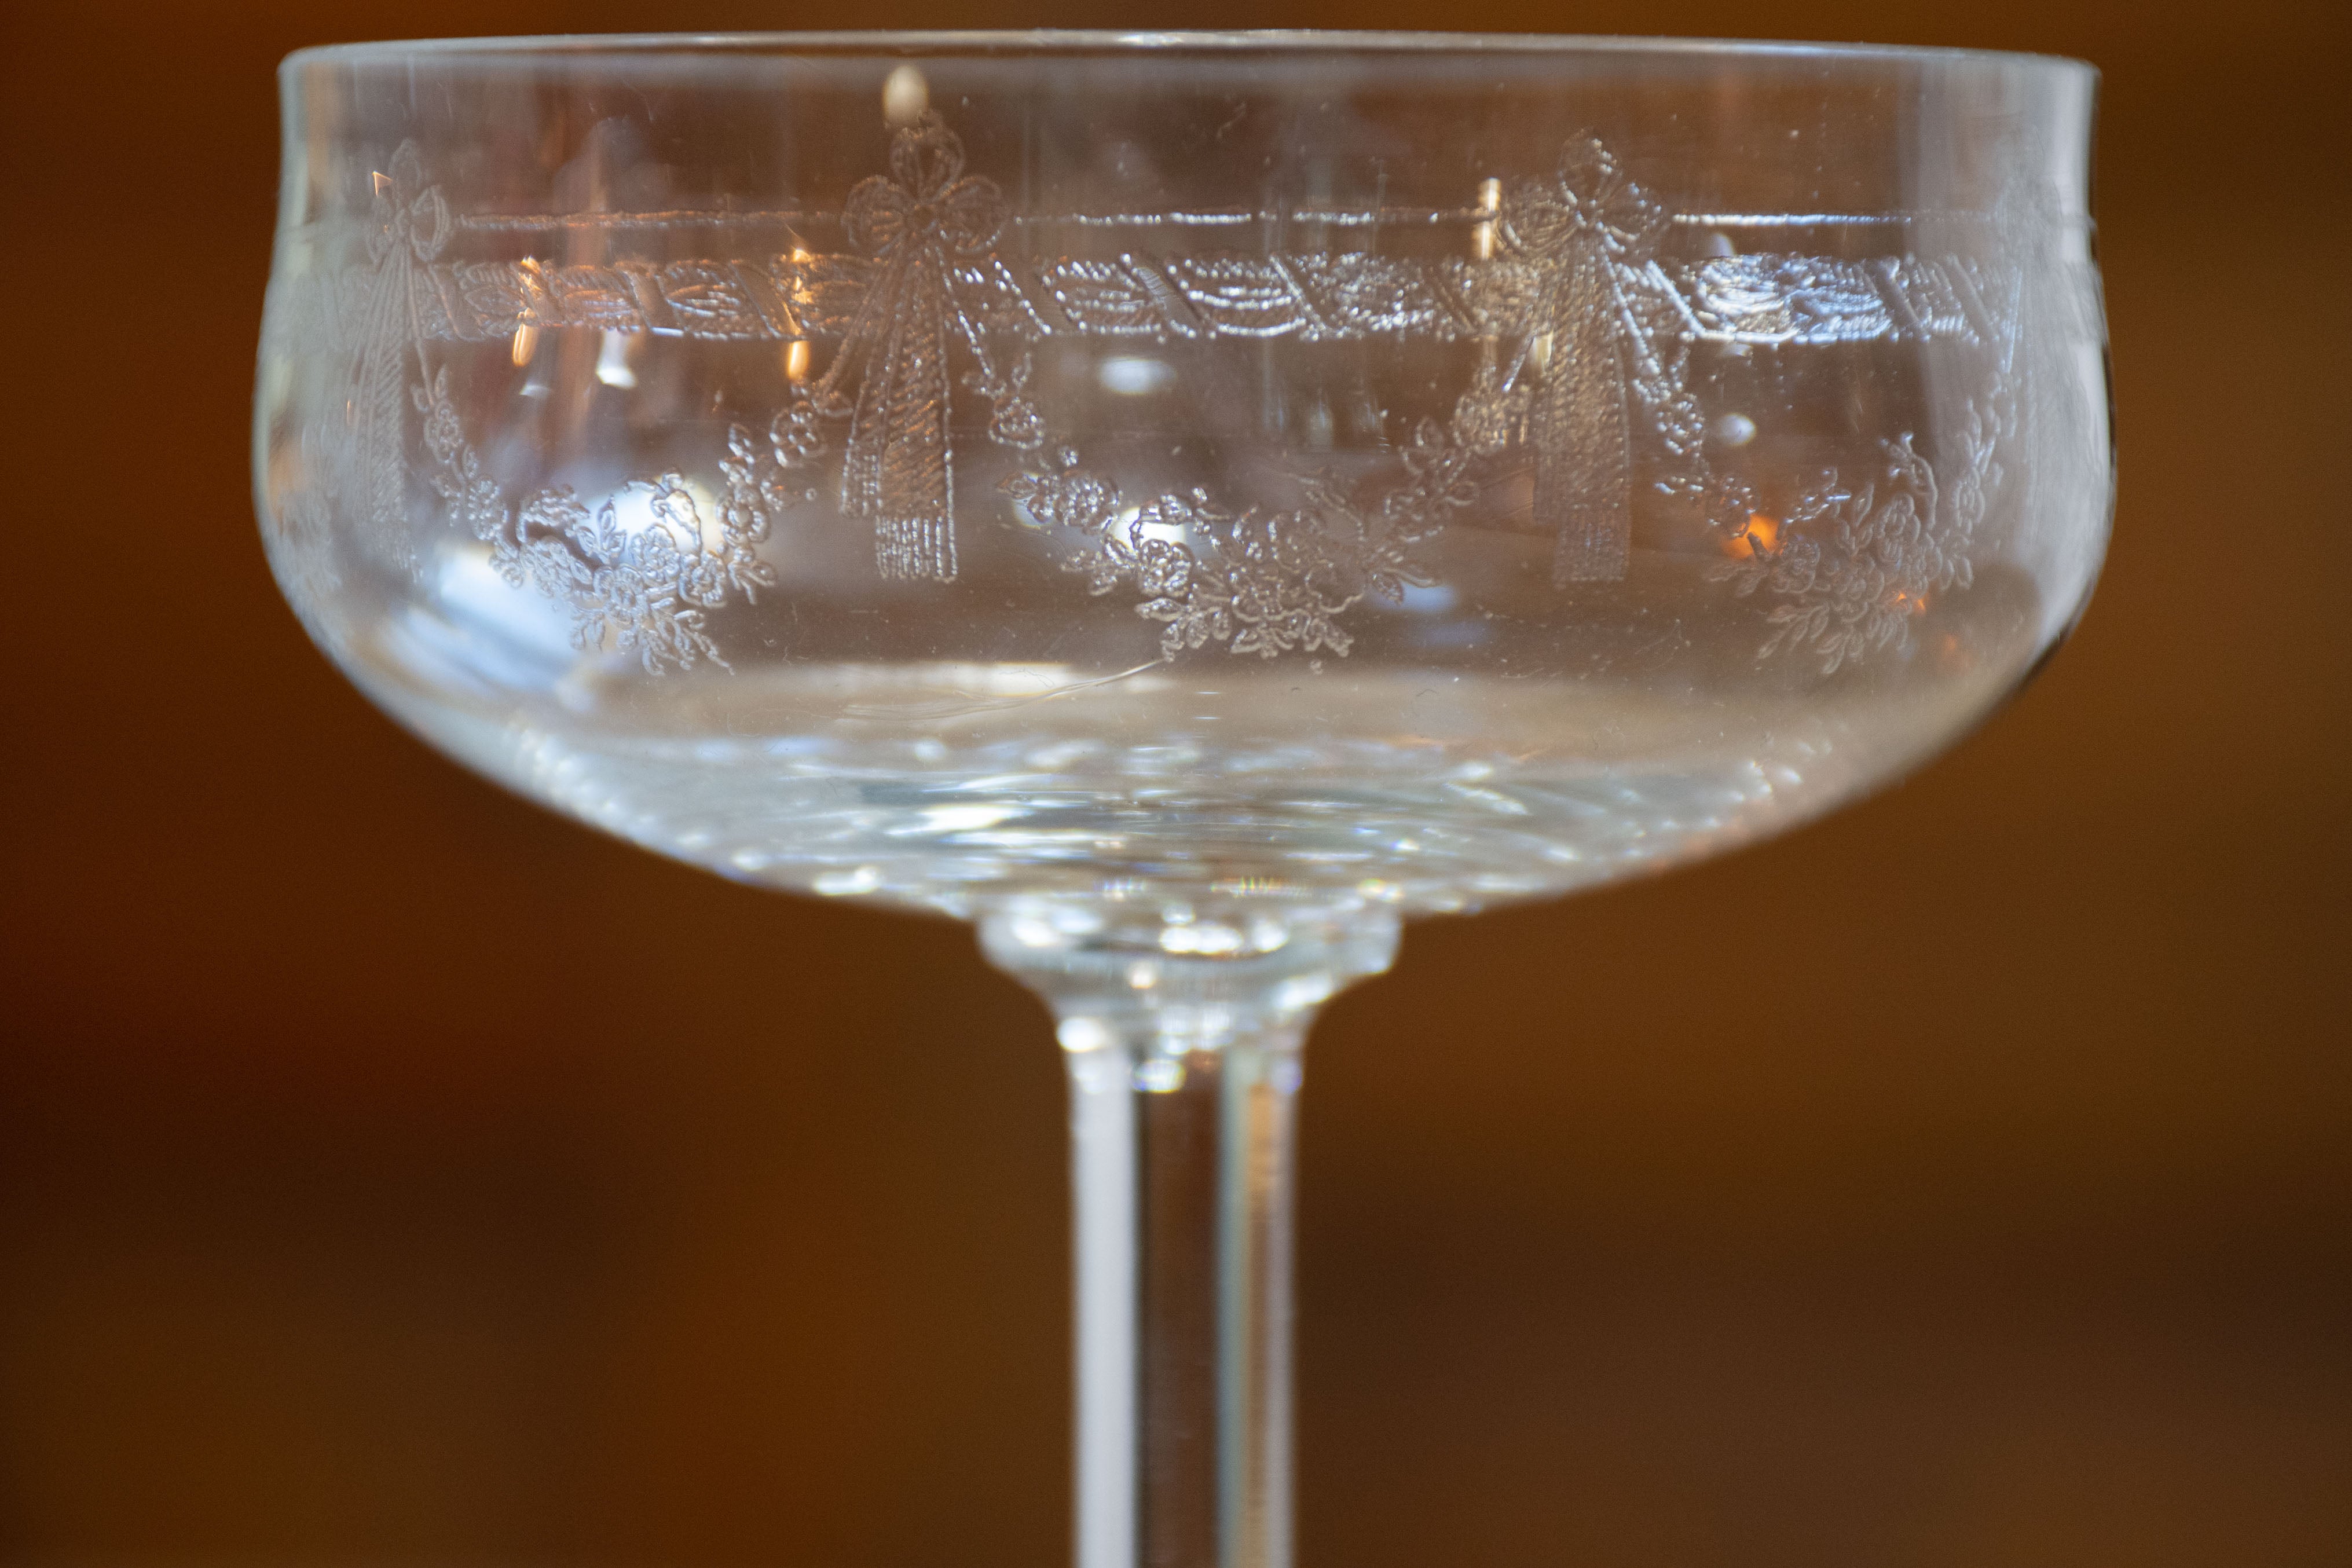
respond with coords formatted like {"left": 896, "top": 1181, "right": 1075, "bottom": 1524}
{"left": 3, "top": 1, "right": 2347, "bottom": 1565}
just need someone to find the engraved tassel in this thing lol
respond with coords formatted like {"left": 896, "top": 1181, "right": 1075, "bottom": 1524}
{"left": 842, "top": 240, "right": 958, "bottom": 581}
{"left": 830, "top": 111, "right": 1007, "bottom": 584}
{"left": 1537, "top": 241, "right": 1633, "bottom": 585}
{"left": 356, "top": 269, "right": 414, "bottom": 533}
{"left": 346, "top": 149, "right": 448, "bottom": 569}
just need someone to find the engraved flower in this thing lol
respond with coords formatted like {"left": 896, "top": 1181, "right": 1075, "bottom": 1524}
{"left": 969, "top": 353, "right": 1047, "bottom": 449}
{"left": 1453, "top": 365, "right": 1530, "bottom": 456}
{"left": 1004, "top": 448, "right": 1120, "bottom": 536}
{"left": 771, "top": 402, "right": 829, "bottom": 466}
{"left": 1133, "top": 537, "right": 1193, "bottom": 599}
{"left": 1393, "top": 419, "right": 1482, "bottom": 517}
{"left": 842, "top": 111, "right": 1008, "bottom": 260}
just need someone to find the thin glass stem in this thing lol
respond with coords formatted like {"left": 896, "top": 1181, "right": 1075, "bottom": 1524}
{"left": 981, "top": 902, "right": 1398, "bottom": 1568}
{"left": 1065, "top": 1019, "right": 1301, "bottom": 1568}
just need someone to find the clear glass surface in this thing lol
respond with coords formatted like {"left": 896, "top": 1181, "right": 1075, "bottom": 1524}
{"left": 255, "top": 32, "right": 2110, "bottom": 1568}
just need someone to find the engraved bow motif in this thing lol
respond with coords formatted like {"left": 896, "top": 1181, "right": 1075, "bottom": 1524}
{"left": 1497, "top": 139, "right": 1667, "bottom": 584}
{"left": 368, "top": 144, "right": 452, "bottom": 265}
{"left": 809, "top": 112, "right": 1010, "bottom": 580}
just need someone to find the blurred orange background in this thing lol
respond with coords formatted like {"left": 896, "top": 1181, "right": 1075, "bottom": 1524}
{"left": 2, "top": 2, "right": 2347, "bottom": 1565}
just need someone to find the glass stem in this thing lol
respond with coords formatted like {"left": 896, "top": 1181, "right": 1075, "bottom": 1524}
{"left": 981, "top": 902, "right": 1401, "bottom": 1568}
{"left": 1068, "top": 1011, "right": 1299, "bottom": 1568}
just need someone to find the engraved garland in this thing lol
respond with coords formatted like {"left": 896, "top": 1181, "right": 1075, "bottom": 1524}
{"left": 268, "top": 111, "right": 2043, "bottom": 674}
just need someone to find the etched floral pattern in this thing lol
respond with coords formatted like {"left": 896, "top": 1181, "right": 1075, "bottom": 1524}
{"left": 1006, "top": 415, "right": 1475, "bottom": 660}
{"left": 418, "top": 368, "right": 780, "bottom": 672}
{"left": 1708, "top": 403, "right": 1998, "bottom": 673}
{"left": 283, "top": 111, "right": 2043, "bottom": 674}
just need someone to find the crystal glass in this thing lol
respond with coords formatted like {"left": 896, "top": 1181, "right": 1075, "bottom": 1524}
{"left": 255, "top": 32, "right": 2109, "bottom": 1568}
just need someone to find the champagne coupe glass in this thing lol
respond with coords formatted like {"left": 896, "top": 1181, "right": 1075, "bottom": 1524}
{"left": 255, "top": 32, "right": 2109, "bottom": 1568}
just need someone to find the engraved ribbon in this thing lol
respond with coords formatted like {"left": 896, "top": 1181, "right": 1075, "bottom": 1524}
{"left": 811, "top": 112, "right": 1008, "bottom": 581}
{"left": 352, "top": 145, "right": 450, "bottom": 554}
{"left": 1498, "top": 139, "right": 1667, "bottom": 585}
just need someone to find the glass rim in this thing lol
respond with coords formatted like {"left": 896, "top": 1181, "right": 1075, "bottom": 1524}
{"left": 281, "top": 28, "right": 2095, "bottom": 78}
